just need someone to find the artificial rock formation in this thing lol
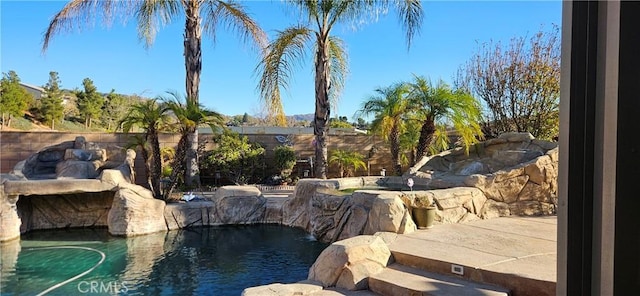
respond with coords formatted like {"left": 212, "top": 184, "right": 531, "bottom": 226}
{"left": 1, "top": 138, "right": 333, "bottom": 242}
{"left": 282, "top": 179, "right": 416, "bottom": 243}
{"left": 163, "top": 186, "right": 267, "bottom": 230}
{"left": 405, "top": 132, "right": 558, "bottom": 218}
{"left": 18, "top": 136, "right": 126, "bottom": 180}
{"left": 308, "top": 235, "right": 392, "bottom": 290}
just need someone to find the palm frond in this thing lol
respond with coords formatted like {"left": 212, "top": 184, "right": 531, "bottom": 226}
{"left": 393, "top": 0, "right": 423, "bottom": 49}
{"left": 256, "top": 25, "right": 313, "bottom": 123}
{"left": 136, "top": 0, "right": 180, "bottom": 48}
{"left": 428, "top": 124, "right": 450, "bottom": 155}
{"left": 358, "top": 83, "right": 409, "bottom": 140}
{"left": 42, "top": 0, "right": 133, "bottom": 52}
{"left": 326, "top": 36, "right": 348, "bottom": 109}
{"left": 161, "top": 91, "right": 225, "bottom": 134}
{"left": 120, "top": 98, "right": 170, "bottom": 133}
{"left": 407, "top": 75, "right": 483, "bottom": 153}
{"left": 203, "top": 0, "right": 268, "bottom": 52}
{"left": 290, "top": 0, "right": 321, "bottom": 26}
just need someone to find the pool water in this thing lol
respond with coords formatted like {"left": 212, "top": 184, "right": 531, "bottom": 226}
{"left": 0, "top": 225, "right": 327, "bottom": 296}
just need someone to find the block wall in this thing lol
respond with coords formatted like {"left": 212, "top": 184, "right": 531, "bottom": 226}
{"left": 0, "top": 131, "right": 401, "bottom": 184}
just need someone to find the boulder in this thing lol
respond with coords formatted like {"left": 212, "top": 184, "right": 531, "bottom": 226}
{"left": 499, "top": 132, "right": 535, "bottom": 142}
{"left": 56, "top": 160, "right": 101, "bottom": 179}
{"left": 214, "top": 185, "right": 262, "bottom": 199}
{"left": 481, "top": 199, "right": 511, "bottom": 219}
{"left": 308, "top": 235, "right": 391, "bottom": 290}
{"left": 63, "top": 149, "right": 107, "bottom": 162}
{"left": 108, "top": 187, "right": 166, "bottom": 236}
{"left": 282, "top": 180, "right": 336, "bottom": 229}
{"left": 212, "top": 186, "right": 266, "bottom": 224}
{"left": 363, "top": 192, "right": 415, "bottom": 235}
{"left": 164, "top": 201, "right": 215, "bottom": 230}
{"left": 242, "top": 281, "right": 323, "bottom": 296}
{"left": 282, "top": 181, "right": 416, "bottom": 243}
{"left": 509, "top": 201, "right": 556, "bottom": 216}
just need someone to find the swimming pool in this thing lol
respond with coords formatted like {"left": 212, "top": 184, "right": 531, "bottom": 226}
{"left": 0, "top": 225, "right": 327, "bottom": 295}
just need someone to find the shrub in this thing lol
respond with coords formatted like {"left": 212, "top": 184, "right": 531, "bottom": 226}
{"left": 274, "top": 145, "right": 296, "bottom": 179}
{"left": 201, "top": 131, "right": 265, "bottom": 185}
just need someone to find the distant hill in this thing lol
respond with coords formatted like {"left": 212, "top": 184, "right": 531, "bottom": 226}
{"left": 288, "top": 113, "right": 314, "bottom": 122}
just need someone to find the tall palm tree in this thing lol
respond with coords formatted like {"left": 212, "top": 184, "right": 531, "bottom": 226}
{"left": 163, "top": 92, "right": 224, "bottom": 199}
{"left": 257, "top": 0, "right": 423, "bottom": 179}
{"left": 43, "top": 0, "right": 267, "bottom": 186}
{"left": 121, "top": 99, "right": 170, "bottom": 199}
{"left": 358, "top": 83, "right": 411, "bottom": 176}
{"left": 407, "top": 76, "right": 483, "bottom": 161}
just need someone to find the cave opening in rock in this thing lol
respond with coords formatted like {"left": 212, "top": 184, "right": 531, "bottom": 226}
{"left": 16, "top": 191, "right": 115, "bottom": 233}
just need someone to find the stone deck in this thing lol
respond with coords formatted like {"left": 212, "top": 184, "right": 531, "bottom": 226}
{"left": 367, "top": 216, "right": 556, "bottom": 296}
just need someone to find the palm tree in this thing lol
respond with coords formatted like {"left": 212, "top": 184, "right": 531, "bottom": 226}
{"left": 163, "top": 92, "right": 224, "bottom": 199}
{"left": 121, "top": 99, "right": 170, "bottom": 199}
{"left": 358, "top": 83, "right": 411, "bottom": 176}
{"left": 407, "top": 76, "right": 483, "bottom": 161}
{"left": 399, "top": 117, "right": 421, "bottom": 166}
{"left": 43, "top": 0, "right": 267, "bottom": 186}
{"left": 329, "top": 149, "right": 366, "bottom": 178}
{"left": 257, "top": 0, "right": 423, "bottom": 179}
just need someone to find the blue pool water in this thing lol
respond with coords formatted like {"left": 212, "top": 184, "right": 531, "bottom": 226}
{"left": 0, "top": 225, "right": 327, "bottom": 295}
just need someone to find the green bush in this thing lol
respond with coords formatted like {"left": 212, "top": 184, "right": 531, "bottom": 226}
{"left": 201, "top": 131, "right": 265, "bottom": 185}
{"left": 274, "top": 145, "right": 296, "bottom": 179}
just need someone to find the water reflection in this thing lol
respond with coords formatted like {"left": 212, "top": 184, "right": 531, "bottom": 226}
{"left": 1, "top": 225, "right": 327, "bottom": 296}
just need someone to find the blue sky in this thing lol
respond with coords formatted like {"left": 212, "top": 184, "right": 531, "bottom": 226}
{"left": 1, "top": 0, "right": 561, "bottom": 120}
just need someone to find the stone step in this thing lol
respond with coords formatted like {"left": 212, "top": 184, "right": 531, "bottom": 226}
{"left": 387, "top": 218, "right": 557, "bottom": 296}
{"left": 369, "top": 264, "right": 510, "bottom": 296}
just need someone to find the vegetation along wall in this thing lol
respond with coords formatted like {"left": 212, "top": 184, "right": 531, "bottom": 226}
{"left": 0, "top": 131, "right": 397, "bottom": 185}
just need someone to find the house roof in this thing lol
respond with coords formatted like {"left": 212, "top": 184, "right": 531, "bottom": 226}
{"left": 19, "top": 82, "right": 44, "bottom": 92}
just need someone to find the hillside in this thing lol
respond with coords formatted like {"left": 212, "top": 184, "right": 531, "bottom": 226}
{"left": 0, "top": 111, "right": 317, "bottom": 132}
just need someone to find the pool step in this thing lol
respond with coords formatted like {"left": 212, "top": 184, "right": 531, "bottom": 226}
{"left": 369, "top": 264, "right": 510, "bottom": 296}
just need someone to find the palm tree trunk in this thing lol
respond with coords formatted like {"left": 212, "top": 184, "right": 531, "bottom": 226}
{"left": 184, "top": 2, "right": 202, "bottom": 186}
{"left": 148, "top": 128, "right": 162, "bottom": 199}
{"left": 390, "top": 125, "right": 402, "bottom": 176}
{"left": 185, "top": 128, "right": 200, "bottom": 188}
{"left": 416, "top": 118, "right": 436, "bottom": 161}
{"left": 137, "top": 139, "right": 151, "bottom": 192}
{"left": 164, "top": 132, "right": 188, "bottom": 200}
{"left": 313, "top": 36, "right": 330, "bottom": 179}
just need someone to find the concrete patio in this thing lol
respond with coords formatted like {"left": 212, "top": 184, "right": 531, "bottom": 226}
{"left": 309, "top": 215, "right": 557, "bottom": 296}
